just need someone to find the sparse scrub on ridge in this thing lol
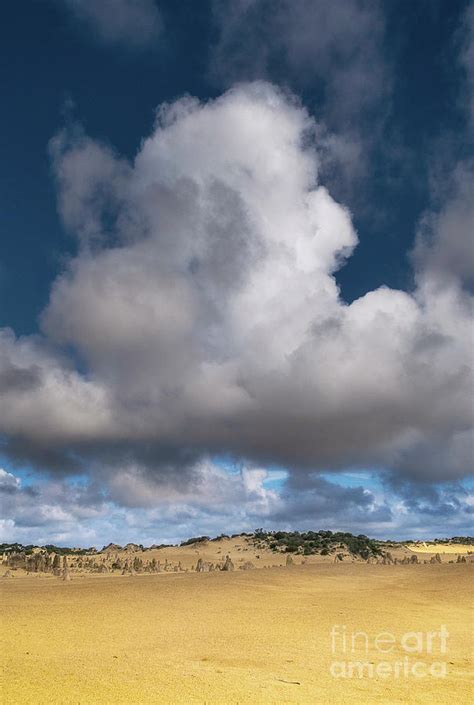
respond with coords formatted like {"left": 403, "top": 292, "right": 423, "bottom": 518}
{"left": 251, "top": 529, "right": 382, "bottom": 559}
{"left": 0, "top": 542, "right": 93, "bottom": 556}
{"left": 180, "top": 536, "right": 211, "bottom": 546}
{"left": 210, "top": 534, "right": 230, "bottom": 541}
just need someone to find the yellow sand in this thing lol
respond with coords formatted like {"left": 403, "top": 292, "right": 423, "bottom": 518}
{"left": 1, "top": 563, "right": 472, "bottom": 704}
{"left": 406, "top": 543, "right": 473, "bottom": 555}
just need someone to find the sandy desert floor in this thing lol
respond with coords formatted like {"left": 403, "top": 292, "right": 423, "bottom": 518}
{"left": 1, "top": 563, "right": 472, "bottom": 704}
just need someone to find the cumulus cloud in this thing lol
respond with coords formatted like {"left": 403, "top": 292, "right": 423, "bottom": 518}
{"left": 0, "top": 462, "right": 279, "bottom": 545}
{"left": 0, "top": 468, "right": 107, "bottom": 545}
{"left": 0, "top": 468, "right": 21, "bottom": 492}
{"left": 0, "top": 82, "right": 471, "bottom": 490}
{"left": 61, "top": 0, "right": 162, "bottom": 48}
{"left": 0, "top": 328, "right": 114, "bottom": 446}
{"left": 1, "top": 465, "right": 472, "bottom": 546}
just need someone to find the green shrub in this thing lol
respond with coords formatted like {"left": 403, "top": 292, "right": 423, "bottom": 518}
{"left": 180, "top": 536, "right": 210, "bottom": 546}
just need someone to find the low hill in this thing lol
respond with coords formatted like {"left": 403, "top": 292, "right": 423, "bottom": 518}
{"left": 2, "top": 531, "right": 473, "bottom": 577}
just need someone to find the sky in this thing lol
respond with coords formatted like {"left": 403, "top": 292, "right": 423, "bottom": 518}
{"left": 0, "top": 0, "right": 473, "bottom": 547}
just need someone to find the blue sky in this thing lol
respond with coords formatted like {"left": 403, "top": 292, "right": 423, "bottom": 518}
{"left": 0, "top": 0, "right": 473, "bottom": 546}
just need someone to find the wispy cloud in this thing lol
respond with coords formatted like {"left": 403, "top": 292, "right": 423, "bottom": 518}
{"left": 60, "top": 0, "right": 163, "bottom": 48}
{"left": 209, "top": 0, "right": 390, "bottom": 201}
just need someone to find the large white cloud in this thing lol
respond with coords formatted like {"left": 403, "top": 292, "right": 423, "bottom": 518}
{"left": 0, "top": 83, "right": 472, "bottom": 482}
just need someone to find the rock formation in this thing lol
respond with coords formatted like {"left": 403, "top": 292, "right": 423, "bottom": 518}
{"left": 222, "top": 555, "right": 234, "bottom": 571}
{"left": 52, "top": 554, "right": 62, "bottom": 576}
{"left": 62, "top": 556, "right": 71, "bottom": 581}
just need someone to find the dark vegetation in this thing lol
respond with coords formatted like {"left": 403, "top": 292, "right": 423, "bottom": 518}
{"left": 252, "top": 529, "right": 382, "bottom": 559}
{"left": 180, "top": 536, "right": 210, "bottom": 546}
{"left": 0, "top": 542, "right": 93, "bottom": 555}
{"left": 148, "top": 543, "right": 174, "bottom": 550}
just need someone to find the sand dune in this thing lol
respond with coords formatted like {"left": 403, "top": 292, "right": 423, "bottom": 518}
{"left": 406, "top": 543, "right": 473, "bottom": 555}
{"left": 2, "top": 563, "right": 472, "bottom": 704}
